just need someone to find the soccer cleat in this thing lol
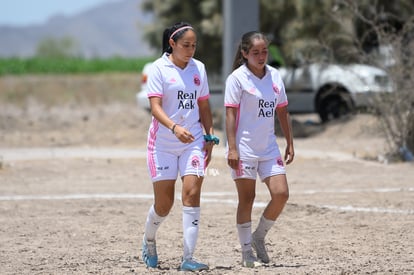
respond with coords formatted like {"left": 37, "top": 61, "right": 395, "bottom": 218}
{"left": 252, "top": 233, "right": 270, "bottom": 263}
{"left": 242, "top": 249, "right": 262, "bottom": 268}
{"left": 180, "top": 258, "right": 209, "bottom": 271}
{"left": 142, "top": 237, "right": 158, "bottom": 268}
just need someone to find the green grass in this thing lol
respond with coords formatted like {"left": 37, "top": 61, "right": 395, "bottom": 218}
{"left": 0, "top": 56, "right": 156, "bottom": 75}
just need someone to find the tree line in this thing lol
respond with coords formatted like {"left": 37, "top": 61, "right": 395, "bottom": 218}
{"left": 142, "top": 0, "right": 414, "bottom": 72}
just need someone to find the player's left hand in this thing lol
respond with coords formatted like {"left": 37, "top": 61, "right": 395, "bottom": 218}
{"left": 203, "top": 141, "right": 214, "bottom": 167}
{"left": 284, "top": 144, "right": 295, "bottom": 165}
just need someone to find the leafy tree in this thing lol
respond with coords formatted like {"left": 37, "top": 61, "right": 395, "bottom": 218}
{"left": 141, "top": 0, "right": 222, "bottom": 73}
{"left": 141, "top": 0, "right": 414, "bottom": 67}
{"left": 259, "top": 1, "right": 297, "bottom": 65}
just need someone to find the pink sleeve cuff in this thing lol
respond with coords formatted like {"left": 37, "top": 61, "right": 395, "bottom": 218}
{"left": 198, "top": 94, "right": 210, "bottom": 101}
{"left": 147, "top": 93, "right": 162, "bottom": 98}
{"left": 225, "top": 103, "right": 239, "bottom": 108}
{"left": 277, "top": 101, "right": 288, "bottom": 108}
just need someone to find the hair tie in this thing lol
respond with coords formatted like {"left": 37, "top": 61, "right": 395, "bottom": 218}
{"left": 169, "top": 26, "right": 193, "bottom": 40}
{"left": 204, "top": 134, "right": 220, "bottom": 145}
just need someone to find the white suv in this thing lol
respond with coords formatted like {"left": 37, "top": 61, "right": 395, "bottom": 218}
{"left": 279, "top": 63, "right": 393, "bottom": 122}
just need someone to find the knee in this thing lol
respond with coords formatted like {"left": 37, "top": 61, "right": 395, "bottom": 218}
{"left": 279, "top": 189, "right": 289, "bottom": 203}
{"left": 155, "top": 201, "right": 174, "bottom": 217}
{"left": 239, "top": 192, "right": 256, "bottom": 207}
{"left": 273, "top": 189, "right": 289, "bottom": 204}
{"left": 182, "top": 191, "right": 201, "bottom": 206}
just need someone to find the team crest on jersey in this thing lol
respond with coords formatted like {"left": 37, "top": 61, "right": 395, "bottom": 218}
{"left": 191, "top": 156, "right": 200, "bottom": 168}
{"left": 272, "top": 83, "right": 280, "bottom": 94}
{"left": 193, "top": 74, "right": 200, "bottom": 86}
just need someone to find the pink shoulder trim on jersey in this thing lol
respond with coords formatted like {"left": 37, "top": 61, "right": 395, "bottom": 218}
{"left": 277, "top": 101, "right": 288, "bottom": 108}
{"left": 198, "top": 94, "right": 210, "bottom": 101}
{"left": 147, "top": 93, "right": 162, "bottom": 98}
{"left": 225, "top": 103, "right": 240, "bottom": 108}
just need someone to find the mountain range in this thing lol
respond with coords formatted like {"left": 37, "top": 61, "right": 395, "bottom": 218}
{"left": 0, "top": 0, "right": 155, "bottom": 58}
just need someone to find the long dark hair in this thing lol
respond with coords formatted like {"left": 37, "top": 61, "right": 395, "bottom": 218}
{"left": 232, "top": 31, "right": 269, "bottom": 71}
{"left": 162, "top": 22, "right": 194, "bottom": 54}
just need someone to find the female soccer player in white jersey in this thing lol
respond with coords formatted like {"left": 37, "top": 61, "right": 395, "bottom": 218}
{"left": 141, "top": 22, "right": 218, "bottom": 271}
{"left": 225, "top": 31, "right": 295, "bottom": 268}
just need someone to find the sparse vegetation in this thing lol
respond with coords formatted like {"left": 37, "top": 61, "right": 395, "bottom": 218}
{"left": 328, "top": 1, "right": 414, "bottom": 162}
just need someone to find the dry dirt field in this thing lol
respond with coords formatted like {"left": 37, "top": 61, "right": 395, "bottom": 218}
{"left": 0, "top": 75, "right": 413, "bottom": 274}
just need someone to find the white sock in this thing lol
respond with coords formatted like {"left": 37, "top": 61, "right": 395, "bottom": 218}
{"left": 253, "top": 215, "right": 275, "bottom": 239}
{"left": 182, "top": 206, "right": 200, "bottom": 260}
{"left": 237, "top": 222, "right": 252, "bottom": 252}
{"left": 144, "top": 205, "right": 166, "bottom": 241}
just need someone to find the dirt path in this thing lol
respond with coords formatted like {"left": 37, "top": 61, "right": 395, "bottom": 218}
{"left": 0, "top": 86, "right": 413, "bottom": 274}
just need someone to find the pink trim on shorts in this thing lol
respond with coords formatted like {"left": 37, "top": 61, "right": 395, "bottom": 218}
{"left": 236, "top": 159, "right": 244, "bottom": 177}
{"left": 203, "top": 141, "right": 208, "bottom": 171}
{"left": 147, "top": 118, "right": 159, "bottom": 178}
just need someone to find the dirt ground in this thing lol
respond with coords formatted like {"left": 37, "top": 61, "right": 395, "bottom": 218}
{"left": 0, "top": 75, "right": 413, "bottom": 274}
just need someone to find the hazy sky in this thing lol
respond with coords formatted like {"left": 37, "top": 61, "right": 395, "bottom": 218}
{"left": 0, "top": 0, "right": 119, "bottom": 26}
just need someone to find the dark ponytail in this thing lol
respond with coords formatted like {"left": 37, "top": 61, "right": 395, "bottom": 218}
{"left": 162, "top": 22, "right": 193, "bottom": 54}
{"left": 231, "top": 31, "right": 269, "bottom": 71}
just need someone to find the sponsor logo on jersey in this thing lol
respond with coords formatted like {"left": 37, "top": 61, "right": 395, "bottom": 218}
{"left": 177, "top": 90, "right": 197, "bottom": 109}
{"left": 258, "top": 99, "right": 275, "bottom": 117}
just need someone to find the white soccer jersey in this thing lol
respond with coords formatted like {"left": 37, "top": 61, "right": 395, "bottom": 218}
{"left": 224, "top": 64, "right": 288, "bottom": 160}
{"left": 146, "top": 53, "right": 210, "bottom": 147}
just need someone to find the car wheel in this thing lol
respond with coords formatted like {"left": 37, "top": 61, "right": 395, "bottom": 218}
{"left": 318, "top": 93, "right": 353, "bottom": 123}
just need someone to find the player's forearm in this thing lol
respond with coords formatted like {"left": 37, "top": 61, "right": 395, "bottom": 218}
{"left": 151, "top": 102, "right": 176, "bottom": 132}
{"left": 199, "top": 101, "right": 214, "bottom": 135}
{"left": 277, "top": 107, "right": 293, "bottom": 145}
{"left": 225, "top": 107, "right": 238, "bottom": 150}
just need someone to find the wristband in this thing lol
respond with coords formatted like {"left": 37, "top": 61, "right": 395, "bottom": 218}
{"left": 204, "top": 134, "right": 220, "bottom": 145}
{"left": 171, "top": 124, "right": 177, "bottom": 134}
